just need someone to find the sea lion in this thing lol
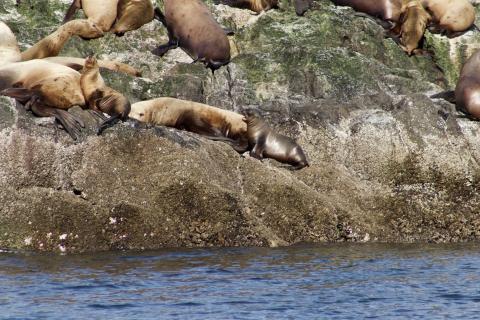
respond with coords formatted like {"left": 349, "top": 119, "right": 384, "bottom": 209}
{"left": 44, "top": 57, "right": 141, "bottom": 77}
{"left": 431, "top": 51, "right": 480, "bottom": 120}
{"left": 80, "top": 56, "right": 131, "bottom": 134}
{"left": 110, "top": 0, "right": 155, "bottom": 36}
{"left": 0, "top": 22, "right": 21, "bottom": 66}
{"left": 0, "top": 60, "right": 86, "bottom": 139}
{"left": 129, "top": 97, "right": 247, "bottom": 140}
{"left": 393, "top": 0, "right": 431, "bottom": 55}
{"left": 152, "top": 0, "right": 231, "bottom": 71}
{"left": 21, "top": 19, "right": 103, "bottom": 61}
{"left": 213, "top": 0, "right": 279, "bottom": 13}
{"left": 330, "top": 0, "right": 404, "bottom": 24}
{"left": 64, "top": 0, "right": 119, "bottom": 33}
{"left": 241, "top": 109, "right": 309, "bottom": 170}
{"left": 420, "top": 0, "right": 476, "bottom": 36}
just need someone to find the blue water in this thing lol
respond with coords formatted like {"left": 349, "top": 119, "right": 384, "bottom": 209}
{"left": 1, "top": 244, "right": 480, "bottom": 319}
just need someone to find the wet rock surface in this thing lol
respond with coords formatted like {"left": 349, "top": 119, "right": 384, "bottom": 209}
{"left": 1, "top": 0, "right": 480, "bottom": 252}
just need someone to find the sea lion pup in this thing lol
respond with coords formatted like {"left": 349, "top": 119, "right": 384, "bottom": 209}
{"left": 420, "top": 0, "right": 476, "bottom": 36}
{"left": 152, "top": 0, "right": 231, "bottom": 71}
{"left": 0, "top": 60, "right": 86, "bottom": 139}
{"left": 21, "top": 19, "right": 103, "bottom": 61}
{"left": 63, "top": 0, "right": 119, "bottom": 33}
{"left": 129, "top": 97, "right": 247, "bottom": 140}
{"left": 394, "top": 0, "right": 431, "bottom": 55}
{"left": 431, "top": 51, "right": 480, "bottom": 119}
{"left": 330, "top": 0, "right": 404, "bottom": 25}
{"left": 0, "top": 22, "right": 21, "bottom": 66}
{"left": 110, "top": 0, "right": 155, "bottom": 36}
{"left": 240, "top": 109, "right": 309, "bottom": 170}
{"left": 80, "top": 56, "right": 131, "bottom": 134}
{"left": 213, "top": 0, "right": 279, "bottom": 14}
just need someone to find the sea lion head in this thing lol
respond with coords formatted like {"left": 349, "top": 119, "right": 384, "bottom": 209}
{"left": 128, "top": 102, "right": 149, "bottom": 122}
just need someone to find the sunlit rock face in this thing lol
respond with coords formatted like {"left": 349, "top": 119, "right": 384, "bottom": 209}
{"left": 1, "top": 0, "right": 480, "bottom": 252}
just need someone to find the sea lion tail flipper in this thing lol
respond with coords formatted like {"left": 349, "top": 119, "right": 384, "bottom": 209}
{"left": 294, "top": 0, "right": 313, "bottom": 16}
{"left": 88, "top": 109, "right": 108, "bottom": 122}
{"left": 430, "top": 90, "right": 456, "bottom": 103}
{"left": 204, "top": 136, "right": 249, "bottom": 153}
{"left": 63, "top": 0, "right": 81, "bottom": 24}
{"left": 1, "top": 87, "right": 36, "bottom": 104}
{"left": 29, "top": 101, "right": 83, "bottom": 140}
{"left": 97, "top": 114, "right": 121, "bottom": 135}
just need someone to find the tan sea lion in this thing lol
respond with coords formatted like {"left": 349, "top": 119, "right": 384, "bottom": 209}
{"left": 431, "top": 51, "right": 480, "bottom": 120}
{"left": 241, "top": 109, "right": 309, "bottom": 170}
{"left": 44, "top": 57, "right": 141, "bottom": 77}
{"left": 152, "top": 0, "right": 231, "bottom": 71}
{"left": 0, "top": 60, "right": 86, "bottom": 139}
{"left": 454, "top": 51, "right": 480, "bottom": 119}
{"left": 420, "top": 0, "right": 476, "bottom": 36}
{"left": 21, "top": 19, "right": 103, "bottom": 61}
{"left": 64, "top": 0, "right": 119, "bottom": 33}
{"left": 0, "top": 22, "right": 21, "bottom": 66}
{"left": 213, "top": 0, "right": 279, "bottom": 13}
{"left": 331, "top": 0, "right": 404, "bottom": 24}
{"left": 110, "top": 0, "right": 155, "bottom": 36}
{"left": 393, "top": 0, "right": 431, "bottom": 55}
{"left": 80, "top": 56, "right": 131, "bottom": 134}
{"left": 129, "top": 97, "right": 247, "bottom": 140}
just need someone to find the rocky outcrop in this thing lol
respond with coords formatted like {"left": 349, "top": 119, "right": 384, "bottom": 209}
{"left": 1, "top": 0, "right": 480, "bottom": 252}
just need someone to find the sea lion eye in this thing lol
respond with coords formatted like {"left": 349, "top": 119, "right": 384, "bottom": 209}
{"left": 139, "top": 113, "right": 144, "bottom": 117}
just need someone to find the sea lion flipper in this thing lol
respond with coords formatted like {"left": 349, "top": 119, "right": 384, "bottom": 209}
{"left": 63, "top": 0, "right": 81, "bottom": 24}
{"left": 29, "top": 102, "right": 83, "bottom": 140}
{"left": 153, "top": 7, "right": 167, "bottom": 26}
{"left": 97, "top": 114, "right": 121, "bottom": 135}
{"left": 151, "top": 41, "right": 178, "bottom": 57}
{"left": 430, "top": 90, "right": 456, "bottom": 103}
{"left": 1, "top": 87, "right": 36, "bottom": 104}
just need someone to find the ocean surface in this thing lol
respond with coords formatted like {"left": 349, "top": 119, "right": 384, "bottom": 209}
{"left": 1, "top": 243, "right": 480, "bottom": 319}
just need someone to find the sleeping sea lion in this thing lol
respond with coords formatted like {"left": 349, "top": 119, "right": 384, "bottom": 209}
{"left": 152, "top": 0, "right": 231, "bottom": 71}
{"left": 0, "top": 22, "right": 21, "bottom": 66}
{"left": 129, "top": 97, "right": 247, "bottom": 140}
{"left": 213, "top": 0, "right": 279, "bottom": 13}
{"left": 242, "top": 109, "right": 309, "bottom": 170}
{"left": 64, "top": 0, "right": 119, "bottom": 33}
{"left": 394, "top": 0, "right": 431, "bottom": 55}
{"left": 21, "top": 19, "right": 103, "bottom": 61}
{"left": 330, "top": 0, "right": 404, "bottom": 24}
{"left": 110, "top": 0, "right": 155, "bottom": 36}
{"left": 0, "top": 60, "right": 86, "bottom": 139}
{"left": 80, "top": 56, "right": 131, "bottom": 134}
{"left": 420, "top": 0, "right": 476, "bottom": 36}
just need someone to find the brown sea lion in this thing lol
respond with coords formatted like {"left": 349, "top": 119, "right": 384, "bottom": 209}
{"left": 330, "top": 0, "right": 404, "bottom": 24}
{"left": 241, "top": 109, "right": 309, "bottom": 170}
{"left": 0, "top": 22, "right": 21, "bottom": 66}
{"left": 0, "top": 60, "right": 86, "bottom": 139}
{"left": 21, "top": 19, "right": 103, "bottom": 61}
{"left": 129, "top": 97, "right": 247, "bottom": 140}
{"left": 393, "top": 0, "right": 431, "bottom": 55}
{"left": 64, "top": 0, "right": 119, "bottom": 33}
{"left": 213, "top": 0, "right": 279, "bottom": 13}
{"left": 420, "top": 0, "right": 476, "bottom": 36}
{"left": 152, "top": 0, "right": 231, "bottom": 71}
{"left": 80, "top": 56, "right": 131, "bottom": 134}
{"left": 110, "top": 0, "right": 155, "bottom": 36}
